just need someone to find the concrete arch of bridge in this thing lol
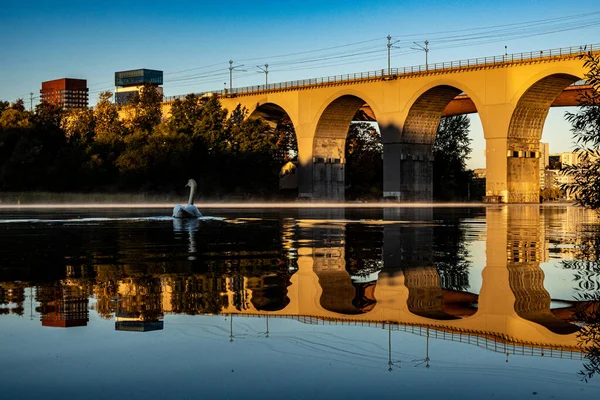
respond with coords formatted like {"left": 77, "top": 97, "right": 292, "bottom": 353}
{"left": 248, "top": 101, "right": 299, "bottom": 134}
{"left": 312, "top": 89, "right": 382, "bottom": 131}
{"left": 400, "top": 79, "right": 486, "bottom": 143}
{"left": 305, "top": 93, "right": 379, "bottom": 200}
{"left": 503, "top": 70, "right": 582, "bottom": 203}
{"left": 508, "top": 72, "right": 582, "bottom": 142}
{"left": 383, "top": 81, "right": 484, "bottom": 201}
{"left": 509, "top": 65, "right": 585, "bottom": 108}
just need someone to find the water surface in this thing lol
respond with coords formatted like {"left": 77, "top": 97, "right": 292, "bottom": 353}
{"left": 1, "top": 205, "right": 600, "bottom": 399}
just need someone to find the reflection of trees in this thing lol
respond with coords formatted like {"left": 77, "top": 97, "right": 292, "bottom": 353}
{"left": 169, "top": 273, "right": 227, "bottom": 315}
{"left": 117, "top": 276, "right": 163, "bottom": 321}
{"left": 94, "top": 266, "right": 123, "bottom": 319}
{"left": 432, "top": 222, "right": 470, "bottom": 292}
{"left": 0, "top": 282, "right": 26, "bottom": 316}
{"left": 561, "top": 225, "right": 600, "bottom": 381}
{"left": 345, "top": 224, "right": 383, "bottom": 313}
{"left": 3, "top": 217, "right": 299, "bottom": 318}
{"left": 345, "top": 224, "right": 383, "bottom": 278}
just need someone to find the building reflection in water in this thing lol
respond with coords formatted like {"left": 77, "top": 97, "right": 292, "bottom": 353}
{"left": 36, "top": 282, "right": 89, "bottom": 328}
{"left": 115, "top": 277, "right": 164, "bottom": 332}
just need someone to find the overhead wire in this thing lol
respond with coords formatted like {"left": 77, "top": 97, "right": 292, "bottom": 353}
{"left": 2, "top": 10, "right": 599, "bottom": 103}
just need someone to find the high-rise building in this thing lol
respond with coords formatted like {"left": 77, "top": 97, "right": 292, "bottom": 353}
{"left": 40, "top": 78, "right": 89, "bottom": 109}
{"left": 114, "top": 69, "right": 163, "bottom": 105}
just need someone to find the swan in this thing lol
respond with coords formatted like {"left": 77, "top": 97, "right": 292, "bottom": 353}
{"left": 172, "top": 179, "right": 202, "bottom": 219}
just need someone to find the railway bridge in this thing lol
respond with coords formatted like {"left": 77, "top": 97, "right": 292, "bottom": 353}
{"left": 165, "top": 44, "right": 599, "bottom": 203}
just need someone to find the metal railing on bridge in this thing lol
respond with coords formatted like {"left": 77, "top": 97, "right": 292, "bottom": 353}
{"left": 228, "top": 313, "right": 584, "bottom": 360}
{"left": 164, "top": 43, "right": 598, "bottom": 102}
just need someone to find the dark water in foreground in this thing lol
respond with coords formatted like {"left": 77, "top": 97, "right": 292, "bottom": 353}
{"left": 1, "top": 205, "right": 600, "bottom": 399}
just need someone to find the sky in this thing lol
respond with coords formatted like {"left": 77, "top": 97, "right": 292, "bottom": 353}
{"left": 0, "top": 0, "right": 599, "bottom": 168}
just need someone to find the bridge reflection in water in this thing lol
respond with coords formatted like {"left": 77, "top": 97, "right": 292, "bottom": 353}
{"left": 2, "top": 206, "right": 596, "bottom": 362}
{"left": 156, "top": 206, "right": 590, "bottom": 359}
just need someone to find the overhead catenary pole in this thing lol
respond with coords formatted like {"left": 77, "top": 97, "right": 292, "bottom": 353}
{"left": 257, "top": 64, "right": 269, "bottom": 88}
{"left": 412, "top": 40, "right": 429, "bottom": 70}
{"left": 228, "top": 60, "right": 246, "bottom": 93}
{"left": 425, "top": 40, "right": 429, "bottom": 70}
{"left": 229, "top": 60, "right": 233, "bottom": 92}
{"left": 387, "top": 35, "right": 392, "bottom": 75}
{"left": 29, "top": 92, "right": 33, "bottom": 111}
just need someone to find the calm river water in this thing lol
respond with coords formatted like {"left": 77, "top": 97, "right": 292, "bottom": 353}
{"left": 1, "top": 205, "right": 600, "bottom": 399}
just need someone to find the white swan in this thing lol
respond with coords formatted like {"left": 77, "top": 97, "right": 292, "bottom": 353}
{"left": 172, "top": 179, "right": 202, "bottom": 219}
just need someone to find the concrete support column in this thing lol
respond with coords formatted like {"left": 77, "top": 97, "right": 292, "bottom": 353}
{"left": 297, "top": 135, "right": 346, "bottom": 201}
{"left": 297, "top": 132, "right": 314, "bottom": 200}
{"left": 383, "top": 142, "right": 433, "bottom": 201}
{"left": 484, "top": 137, "right": 509, "bottom": 202}
{"left": 506, "top": 138, "right": 541, "bottom": 203}
{"left": 477, "top": 207, "right": 516, "bottom": 319}
{"left": 485, "top": 137, "right": 541, "bottom": 203}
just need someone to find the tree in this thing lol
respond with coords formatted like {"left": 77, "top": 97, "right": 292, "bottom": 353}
{"left": 273, "top": 115, "right": 297, "bottom": 162}
{"left": 33, "top": 100, "right": 63, "bottom": 131}
{"left": 0, "top": 99, "right": 31, "bottom": 130}
{"left": 433, "top": 115, "right": 472, "bottom": 201}
{"left": 0, "top": 101, "right": 9, "bottom": 115}
{"left": 345, "top": 122, "right": 383, "bottom": 199}
{"left": 123, "top": 83, "right": 163, "bottom": 133}
{"left": 168, "top": 94, "right": 205, "bottom": 135}
{"left": 94, "top": 91, "right": 124, "bottom": 145}
{"left": 193, "top": 96, "right": 228, "bottom": 154}
{"left": 0, "top": 108, "right": 30, "bottom": 130}
{"left": 560, "top": 227, "right": 600, "bottom": 381}
{"left": 540, "top": 186, "right": 563, "bottom": 202}
{"left": 562, "top": 53, "right": 600, "bottom": 209}
{"left": 61, "top": 107, "right": 96, "bottom": 146}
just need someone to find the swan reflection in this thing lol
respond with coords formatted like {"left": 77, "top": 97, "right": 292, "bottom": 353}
{"left": 173, "top": 217, "right": 200, "bottom": 259}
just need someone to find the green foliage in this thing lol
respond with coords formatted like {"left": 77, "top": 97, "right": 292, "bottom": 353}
{"left": 273, "top": 115, "right": 297, "bottom": 162}
{"left": 434, "top": 222, "right": 470, "bottom": 292}
{"left": 0, "top": 99, "right": 31, "bottom": 130}
{"left": 345, "top": 122, "right": 383, "bottom": 199}
{"left": 0, "top": 90, "right": 295, "bottom": 197}
{"left": 559, "top": 226, "right": 600, "bottom": 381}
{"left": 124, "top": 83, "right": 163, "bottom": 132}
{"left": 33, "top": 101, "right": 63, "bottom": 130}
{"left": 0, "top": 101, "right": 9, "bottom": 115}
{"left": 0, "top": 108, "right": 30, "bottom": 130}
{"left": 540, "top": 186, "right": 563, "bottom": 201}
{"left": 433, "top": 115, "right": 473, "bottom": 201}
{"left": 562, "top": 53, "right": 600, "bottom": 210}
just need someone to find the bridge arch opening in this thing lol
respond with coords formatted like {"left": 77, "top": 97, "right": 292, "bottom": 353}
{"left": 386, "top": 85, "right": 485, "bottom": 201}
{"left": 249, "top": 272, "right": 293, "bottom": 312}
{"left": 507, "top": 73, "right": 582, "bottom": 203}
{"left": 249, "top": 102, "right": 299, "bottom": 197}
{"left": 313, "top": 94, "right": 382, "bottom": 200}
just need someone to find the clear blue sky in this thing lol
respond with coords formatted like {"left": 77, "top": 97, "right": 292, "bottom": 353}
{"left": 1, "top": 0, "right": 598, "bottom": 168}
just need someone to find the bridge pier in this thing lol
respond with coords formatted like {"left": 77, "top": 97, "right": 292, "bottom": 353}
{"left": 297, "top": 135, "right": 346, "bottom": 201}
{"left": 485, "top": 132, "right": 542, "bottom": 203}
{"left": 383, "top": 142, "right": 433, "bottom": 201}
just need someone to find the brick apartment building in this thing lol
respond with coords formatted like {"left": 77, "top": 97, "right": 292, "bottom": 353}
{"left": 40, "top": 78, "right": 89, "bottom": 109}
